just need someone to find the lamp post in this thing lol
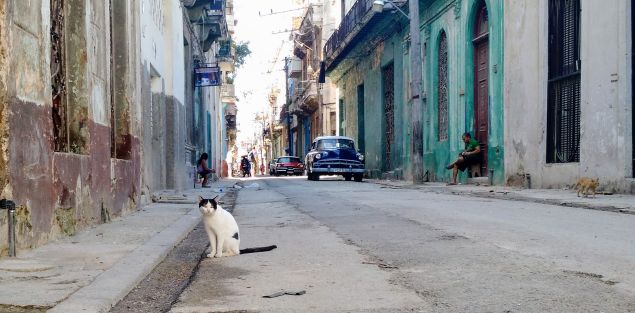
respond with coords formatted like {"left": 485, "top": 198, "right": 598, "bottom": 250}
{"left": 372, "top": 0, "right": 424, "bottom": 183}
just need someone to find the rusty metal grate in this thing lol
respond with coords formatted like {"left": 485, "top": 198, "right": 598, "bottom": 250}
{"left": 383, "top": 63, "right": 394, "bottom": 171}
{"left": 547, "top": 0, "right": 581, "bottom": 163}
{"left": 437, "top": 31, "right": 448, "bottom": 142}
{"left": 51, "top": 0, "right": 68, "bottom": 152}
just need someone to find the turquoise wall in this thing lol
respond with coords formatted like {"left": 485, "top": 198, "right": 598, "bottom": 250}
{"left": 421, "top": 0, "right": 504, "bottom": 184}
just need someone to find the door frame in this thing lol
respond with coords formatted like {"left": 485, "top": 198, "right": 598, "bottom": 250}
{"left": 381, "top": 62, "right": 395, "bottom": 172}
{"left": 471, "top": 0, "right": 490, "bottom": 175}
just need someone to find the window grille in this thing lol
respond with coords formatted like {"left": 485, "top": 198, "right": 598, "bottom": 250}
{"left": 547, "top": 0, "right": 581, "bottom": 163}
{"left": 437, "top": 31, "right": 448, "bottom": 141}
{"left": 51, "top": 0, "right": 68, "bottom": 152}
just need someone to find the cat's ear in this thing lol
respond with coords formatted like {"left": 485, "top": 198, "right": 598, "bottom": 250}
{"left": 212, "top": 195, "right": 220, "bottom": 203}
{"left": 197, "top": 196, "right": 204, "bottom": 202}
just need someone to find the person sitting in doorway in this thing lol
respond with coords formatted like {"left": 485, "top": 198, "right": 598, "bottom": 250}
{"left": 197, "top": 153, "right": 214, "bottom": 188}
{"left": 446, "top": 132, "right": 481, "bottom": 185}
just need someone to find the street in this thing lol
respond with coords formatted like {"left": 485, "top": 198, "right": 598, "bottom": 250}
{"left": 166, "top": 177, "right": 635, "bottom": 313}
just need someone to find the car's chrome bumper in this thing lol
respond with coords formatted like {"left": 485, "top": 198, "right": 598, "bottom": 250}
{"left": 273, "top": 168, "right": 304, "bottom": 174}
{"left": 311, "top": 167, "right": 364, "bottom": 174}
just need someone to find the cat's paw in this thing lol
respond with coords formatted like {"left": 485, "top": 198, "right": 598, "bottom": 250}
{"left": 214, "top": 253, "right": 223, "bottom": 258}
{"left": 206, "top": 253, "right": 214, "bottom": 258}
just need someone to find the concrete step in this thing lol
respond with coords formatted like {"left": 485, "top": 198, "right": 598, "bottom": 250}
{"left": 467, "top": 176, "right": 489, "bottom": 186}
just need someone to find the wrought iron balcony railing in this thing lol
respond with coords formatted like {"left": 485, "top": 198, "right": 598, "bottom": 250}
{"left": 323, "top": 0, "right": 374, "bottom": 63}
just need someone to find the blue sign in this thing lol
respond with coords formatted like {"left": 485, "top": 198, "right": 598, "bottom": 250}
{"left": 195, "top": 64, "right": 221, "bottom": 87}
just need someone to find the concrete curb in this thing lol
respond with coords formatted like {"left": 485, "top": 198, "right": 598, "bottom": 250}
{"left": 368, "top": 180, "right": 635, "bottom": 215}
{"left": 47, "top": 208, "right": 202, "bottom": 313}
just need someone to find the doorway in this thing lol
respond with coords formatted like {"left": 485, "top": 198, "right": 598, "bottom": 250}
{"left": 473, "top": 1, "right": 489, "bottom": 175}
{"left": 382, "top": 63, "right": 395, "bottom": 171}
{"left": 357, "top": 84, "right": 365, "bottom": 154}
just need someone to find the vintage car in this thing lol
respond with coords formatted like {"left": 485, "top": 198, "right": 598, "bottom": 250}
{"left": 269, "top": 156, "right": 304, "bottom": 176}
{"left": 305, "top": 136, "right": 365, "bottom": 182}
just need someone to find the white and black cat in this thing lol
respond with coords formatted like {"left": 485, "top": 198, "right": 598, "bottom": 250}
{"left": 198, "top": 196, "right": 277, "bottom": 258}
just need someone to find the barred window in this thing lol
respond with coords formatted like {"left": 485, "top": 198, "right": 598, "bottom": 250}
{"left": 437, "top": 31, "right": 448, "bottom": 141}
{"left": 547, "top": 0, "right": 581, "bottom": 163}
{"left": 51, "top": 0, "right": 68, "bottom": 152}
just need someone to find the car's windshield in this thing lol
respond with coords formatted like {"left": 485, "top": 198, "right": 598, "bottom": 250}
{"left": 278, "top": 157, "right": 300, "bottom": 163}
{"left": 317, "top": 139, "right": 355, "bottom": 150}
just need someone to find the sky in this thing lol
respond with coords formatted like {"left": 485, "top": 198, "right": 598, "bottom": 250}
{"left": 232, "top": 0, "right": 297, "bottom": 148}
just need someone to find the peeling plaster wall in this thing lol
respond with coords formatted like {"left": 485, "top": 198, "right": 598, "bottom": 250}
{"left": 504, "top": 0, "right": 634, "bottom": 192}
{"left": 140, "top": 0, "right": 188, "bottom": 192}
{"left": 0, "top": 0, "right": 141, "bottom": 254}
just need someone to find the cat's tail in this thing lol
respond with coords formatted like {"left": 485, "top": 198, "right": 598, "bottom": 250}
{"left": 239, "top": 245, "right": 277, "bottom": 254}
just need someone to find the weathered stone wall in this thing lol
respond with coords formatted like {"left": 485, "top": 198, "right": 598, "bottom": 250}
{"left": 0, "top": 0, "right": 141, "bottom": 254}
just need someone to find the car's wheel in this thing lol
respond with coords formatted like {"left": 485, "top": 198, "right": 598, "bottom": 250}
{"left": 354, "top": 174, "right": 363, "bottom": 182}
{"left": 344, "top": 174, "right": 352, "bottom": 181}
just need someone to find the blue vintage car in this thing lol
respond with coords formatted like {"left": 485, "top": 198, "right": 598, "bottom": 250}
{"left": 305, "top": 136, "right": 365, "bottom": 182}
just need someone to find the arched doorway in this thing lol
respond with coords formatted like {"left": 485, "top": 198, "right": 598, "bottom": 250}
{"left": 473, "top": 1, "right": 489, "bottom": 175}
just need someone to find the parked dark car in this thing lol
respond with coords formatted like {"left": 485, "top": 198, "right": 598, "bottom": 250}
{"left": 305, "top": 136, "right": 364, "bottom": 182}
{"left": 269, "top": 156, "right": 304, "bottom": 176}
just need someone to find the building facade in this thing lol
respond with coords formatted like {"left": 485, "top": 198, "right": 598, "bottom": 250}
{"left": 0, "top": 0, "right": 235, "bottom": 255}
{"left": 282, "top": 0, "right": 340, "bottom": 160}
{"left": 325, "top": 0, "right": 633, "bottom": 192}
{"left": 504, "top": 0, "right": 634, "bottom": 192}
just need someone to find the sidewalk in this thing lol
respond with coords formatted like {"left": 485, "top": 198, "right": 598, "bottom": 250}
{"left": 0, "top": 180, "right": 236, "bottom": 313}
{"left": 369, "top": 179, "right": 635, "bottom": 215}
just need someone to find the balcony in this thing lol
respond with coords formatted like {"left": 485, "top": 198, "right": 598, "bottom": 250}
{"left": 288, "top": 57, "right": 302, "bottom": 79}
{"left": 217, "top": 39, "right": 235, "bottom": 72}
{"left": 291, "top": 81, "right": 318, "bottom": 115}
{"left": 323, "top": 0, "right": 376, "bottom": 70}
{"left": 185, "top": 0, "right": 227, "bottom": 52}
{"left": 221, "top": 83, "right": 236, "bottom": 103}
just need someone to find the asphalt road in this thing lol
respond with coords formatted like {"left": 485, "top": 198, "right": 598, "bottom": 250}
{"left": 170, "top": 176, "right": 635, "bottom": 313}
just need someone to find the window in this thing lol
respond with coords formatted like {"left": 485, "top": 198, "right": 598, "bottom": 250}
{"left": 51, "top": 0, "right": 90, "bottom": 154}
{"left": 317, "top": 139, "right": 355, "bottom": 150}
{"left": 110, "top": 0, "right": 132, "bottom": 159}
{"left": 51, "top": 0, "right": 68, "bottom": 152}
{"left": 278, "top": 157, "right": 300, "bottom": 163}
{"left": 329, "top": 111, "right": 336, "bottom": 136}
{"left": 547, "top": 0, "right": 581, "bottom": 163}
{"left": 437, "top": 31, "right": 449, "bottom": 141}
{"left": 339, "top": 99, "right": 345, "bottom": 136}
{"left": 357, "top": 84, "right": 365, "bottom": 153}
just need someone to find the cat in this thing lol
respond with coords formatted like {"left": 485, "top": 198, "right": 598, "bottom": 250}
{"left": 575, "top": 177, "right": 599, "bottom": 198}
{"left": 198, "top": 196, "right": 277, "bottom": 258}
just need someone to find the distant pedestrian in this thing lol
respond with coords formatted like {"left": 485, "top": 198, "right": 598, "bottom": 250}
{"left": 249, "top": 148, "right": 258, "bottom": 176}
{"left": 197, "top": 153, "right": 214, "bottom": 188}
{"left": 445, "top": 133, "right": 481, "bottom": 185}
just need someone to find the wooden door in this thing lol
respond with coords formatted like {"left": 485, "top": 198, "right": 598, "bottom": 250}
{"left": 473, "top": 2, "right": 489, "bottom": 174}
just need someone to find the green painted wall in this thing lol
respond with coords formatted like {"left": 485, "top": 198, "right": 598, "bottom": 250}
{"left": 330, "top": 15, "right": 412, "bottom": 178}
{"left": 421, "top": 0, "right": 504, "bottom": 184}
